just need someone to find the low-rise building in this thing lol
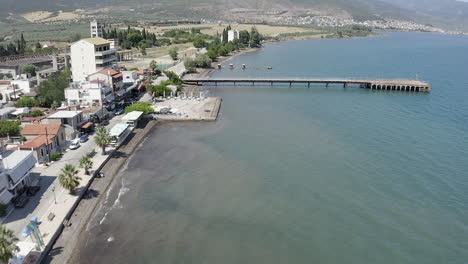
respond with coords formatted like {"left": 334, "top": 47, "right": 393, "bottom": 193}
{"left": 20, "top": 124, "right": 66, "bottom": 162}
{"left": 45, "top": 111, "right": 84, "bottom": 139}
{"left": 65, "top": 80, "right": 114, "bottom": 107}
{"left": 88, "top": 68, "right": 123, "bottom": 92}
{"left": 0, "top": 107, "right": 16, "bottom": 121}
{"left": 0, "top": 150, "right": 37, "bottom": 200}
{"left": 0, "top": 80, "right": 24, "bottom": 103}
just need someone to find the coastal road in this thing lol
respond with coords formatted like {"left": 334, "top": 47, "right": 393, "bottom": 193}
{"left": 2, "top": 136, "right": 99, "bottom": 237}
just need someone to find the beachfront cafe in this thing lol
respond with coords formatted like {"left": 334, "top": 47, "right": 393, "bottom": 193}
{"left": 109, "top": 123, "right": 131, "bottom": 147}
{"left": 121, "top": 111, "right": 144, "bottom": 127}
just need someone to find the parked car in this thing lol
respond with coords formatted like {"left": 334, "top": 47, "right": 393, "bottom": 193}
{"left": 115, "top": 109, "right": 124, "bottom": 115}
{"left": 26, "top": 186, "right": 41, "bottom": 196}
{"left": 13, "top": 196, "right": 29, "bottom": 208}
{"left": 80, "top": 134, "right": 89, "bottom": 143}
{"left": 69, "top": 139, "right": 80, "bottom": 150}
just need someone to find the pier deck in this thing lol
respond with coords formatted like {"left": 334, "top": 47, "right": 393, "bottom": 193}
{"left": 183, "top": 78, "right": 431, "bottom": 92}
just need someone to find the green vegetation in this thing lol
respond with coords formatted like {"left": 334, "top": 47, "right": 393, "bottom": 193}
{"left": 35, "top": 69, "right": 70, "bottom": 108}
{"left": 149, "top": 60, "right": 158, "bottom": 74}
{"left": 59, "top": 164, "right": 81, "bottom": 194}
{"left": 95, "top": 127, "right": 111, "bottom": 155}
{"left": 103, "top": 26, "right": 158, "bottom": 50}
{"left": 147, "top": 83, "right": 173, "bottom": 99}
{"left": 79, "top": 156, "right": 93, "bottom": 175}
{"left": 14, "top": 97, "right": 39, "bottom": 107}
{"left": 125, "top": 102, "right": 154, "bottom": 115}
{"left": 169, "top": 47, "right": 179, "bottom": 60}
{"left": 0, "top": 73, "right": 12, "bottom": 79}
{"left": 184, "top": 53, "right": 212, "bottom": 72}
{"left": 0, "top": 225, "right": 19, "bottom": 263}
{"left": 19, "top": 64, "right": 38, "bottom": 76}
{"left": 49, "top": 152, "right": 61, "bottom": 161}
{"left": 30, "top": 109, "right": 45, "bottom": 117}
{"left": 0, "top": 120, "right": 21, "bottom": 137}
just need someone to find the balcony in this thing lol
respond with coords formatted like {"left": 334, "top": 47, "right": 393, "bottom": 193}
{"left": 95, "top": 49, "right": 117, "bottom": 56}
{"left": 95, "top": 56, "right": 117, "bottom": 65}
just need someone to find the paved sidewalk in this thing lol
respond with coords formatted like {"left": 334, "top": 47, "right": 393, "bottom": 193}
{"left": 3, "top": 133, "right": 117, "bottom": 247}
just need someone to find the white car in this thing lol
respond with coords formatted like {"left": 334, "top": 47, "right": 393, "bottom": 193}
{"left": 69, "top": 139, "right": 81, "bottom": 150}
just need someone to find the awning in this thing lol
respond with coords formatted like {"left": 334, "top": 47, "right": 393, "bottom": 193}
{"left": 81, "top": 122, "right": 94, "bottom": 129}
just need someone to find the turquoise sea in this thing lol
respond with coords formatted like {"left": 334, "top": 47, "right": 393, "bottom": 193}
{"left": 74, "top": 32, "right": 468, "bottom": 264}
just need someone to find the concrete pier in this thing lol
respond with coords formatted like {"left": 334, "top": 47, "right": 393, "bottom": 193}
{"left": 183, "top": 78, "right": 431, "bottom": 92}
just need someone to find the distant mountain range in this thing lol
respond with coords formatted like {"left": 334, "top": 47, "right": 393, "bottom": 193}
{"left": 1, "top": 0, "right": 468, "bottom": 29}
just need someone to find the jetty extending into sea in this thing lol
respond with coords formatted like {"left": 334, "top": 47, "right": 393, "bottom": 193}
{"left": 183, "top": 78, "right": 431, "bottom": 92}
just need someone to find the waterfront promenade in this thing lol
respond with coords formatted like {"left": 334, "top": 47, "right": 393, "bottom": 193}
{"left": 183, "top": 78, "right": 432, "bottom": 92}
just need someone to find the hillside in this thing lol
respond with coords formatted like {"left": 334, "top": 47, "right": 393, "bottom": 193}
{"left": 0, "top": 0, "right": 466, "bottom": 29}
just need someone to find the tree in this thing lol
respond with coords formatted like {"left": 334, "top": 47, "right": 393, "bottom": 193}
{"left": 184, "top": 58, "right": 197, "bottom": 73}
{"left": 218, "top": 46, "right": 229, "bottom": 56}
{"left": 147, "top": 84, "right": 172, "bottom": 98}
{"left": 249, "top": 27, "right": 262, "bottom": 48}
{"left": 194, "top": 54, "right": 212, "bottom": 68}
{"left": 0, "top": 120, "right": 21, "bottom": 137}
{"left": 36, "top": 69, "right": 70, "bottom": 107}
{"left": 95, "top": 127, "right": 111, "bottom": 155}
{"left": 59, "top": 164, "right": 81, "bottom": 194}
{"left": 0, "top": 225, "right": 19, "bottom": 263}
{"left": 206, "top": 49, "right": 218, "bottom": 61}
{"left": 193, "top": 37, "right": 207, "bottom": 48}
{"left": 19, "top": 64, "right": 38, "bottom": 76}
{"left": 30, "top": 109, "right": 45, "bottom": 117}
{"left": 149, "top": 60, "right": 158, "bottom": 74}
{"left": 239, "top": 30, "right": 250, "bottom": 45}
{"left": 140, "top": 45, "right": 146, "bottom": 56}
{"left": 169, "top": 47, "right": 178, "bottom": 60}
{"left": 125, "top": 102, "right": 154, "bottom": 114}
{"left": 79, "top": 156, "right": 93, "bottom": 175}
{"left": 127, "top": 32, "right": 143, "bottom": 47}
{"left": 14, "top": 97, "right": 38, "bottom": 107}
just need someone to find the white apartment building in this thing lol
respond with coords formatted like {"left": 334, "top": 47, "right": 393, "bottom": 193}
{"left": 65, "top": 80, "right": 114, "bottom": 107}
{"left": 70, "top": 38, "right": 117, "bottom": 82}
{"left": 90, "top": 20, "right": 104, "bottom": 38}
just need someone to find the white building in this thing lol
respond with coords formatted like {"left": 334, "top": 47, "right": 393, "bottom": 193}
{"left": 70, "top": 38, "right": 117, "bottom": 82}
{"left": 228, "top": 30, "right": 239, "bottom": 42}
{"left": 65, "top": 80, "right": 114, "bottom": 107}
{"left": 122, "top": 71, "right": 139, "bottom": 84}
{"left": 0, "top": 150, "right": 37, "bottom": 203}
{"left": 46, "top": 111, "right": 84, "bottom": 139}
{"left": 90, "top": 20, "right": 104, "bottom": 38}
{"left": 0, "top": 80, "right": 24, "bottom": 103}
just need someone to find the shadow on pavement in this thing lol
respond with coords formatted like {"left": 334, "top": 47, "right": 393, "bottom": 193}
{"left": 2, "top": 175, "right": 56, "bottom": 225}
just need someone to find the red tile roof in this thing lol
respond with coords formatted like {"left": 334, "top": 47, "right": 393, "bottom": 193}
{"left": 21, "top": 116, "right": 46, "bottom": 122}
{"left": 21, "top": 124, "right": 62, "bottom": 136}
{"left": 19, "top": 135, "right": 55, "bottom": 149}
{"left": 0, "top": 81, "right": 11, "bottom": 85}
{"left": 98, "top": 68, "right": 120, "bottom": 76}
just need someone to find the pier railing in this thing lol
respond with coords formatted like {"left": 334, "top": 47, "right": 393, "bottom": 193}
{"left": 182, "top": 78, "right": 431, "bottom": 92}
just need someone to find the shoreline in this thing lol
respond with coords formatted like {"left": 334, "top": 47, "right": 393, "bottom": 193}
{"left": 43, "top": 119, "right": 159, "bottom": 263}
{"left": 43, "top": 32, "right": 380, "bottom": 263}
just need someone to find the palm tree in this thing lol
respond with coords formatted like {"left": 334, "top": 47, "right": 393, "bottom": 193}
{"left": 0, "top": 225, "right": 19, "bottom": 264}
{"left": 95, "top": 127, "right": 111, "bottom": 155}
{"left": 59, "top": 164, "right": 81, "bottom": 194}
{"left": 79, "top": 156, "right": 93, "bottom": 175}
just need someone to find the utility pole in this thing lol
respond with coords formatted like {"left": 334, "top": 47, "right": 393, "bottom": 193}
{"left": 45, "top": 127, "right": 50, "bottom": 163}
